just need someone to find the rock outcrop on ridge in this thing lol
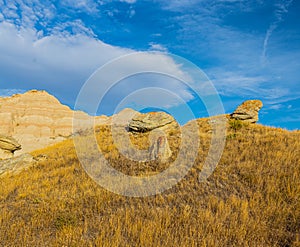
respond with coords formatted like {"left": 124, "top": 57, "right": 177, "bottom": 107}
{"left": 0, "top": 90, "right": 264, "bottom": 160}
{"left": 230, "top": 100, "right": 263, "bottom": 123}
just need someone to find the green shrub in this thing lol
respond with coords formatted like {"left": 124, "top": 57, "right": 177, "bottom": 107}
{"left": 229, "top": 119, "right": 243, "bottom": 132}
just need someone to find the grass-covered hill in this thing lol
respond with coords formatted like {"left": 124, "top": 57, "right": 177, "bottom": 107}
{"left": 0, "top": 119, "right": 299, "bottom": 246}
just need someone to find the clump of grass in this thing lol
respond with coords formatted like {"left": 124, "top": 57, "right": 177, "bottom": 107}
{"left": 54, "top": 212, "right": 78, "bottom": 230}
{"left": 229, "top": 119, "right": 243, "bottom": 132}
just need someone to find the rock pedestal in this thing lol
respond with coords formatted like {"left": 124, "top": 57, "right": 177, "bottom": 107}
{"left": 149, "top": 135, "right": 172, "bottom": 163}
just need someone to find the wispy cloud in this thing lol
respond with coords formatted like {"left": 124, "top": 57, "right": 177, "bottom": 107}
{"left": 60, "top": 0, "right": 99, "bottom": 14}
{"left": 119, "top": 0, "right": 136, "bottom": 4}
{"left": 262, "top": 0, "right": 294, "bottom": 65}
{"left": 0, "top": 88, "right": 26, "bottom": 97}
{"left": 149, "top": 42, "right": 168, "bottom": 52}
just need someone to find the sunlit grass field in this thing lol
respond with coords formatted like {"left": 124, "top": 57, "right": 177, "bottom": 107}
{"left": 0, "top": 119, "right": 299, "bottom": 246}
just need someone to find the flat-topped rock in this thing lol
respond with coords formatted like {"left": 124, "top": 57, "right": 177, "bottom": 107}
{"left": 128, "top": 111, "right": 176, "bottom": 132}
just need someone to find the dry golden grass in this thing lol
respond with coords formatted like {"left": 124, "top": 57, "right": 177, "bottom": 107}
{"left": 0, "top": 120, "right": 299, "bottom": 246}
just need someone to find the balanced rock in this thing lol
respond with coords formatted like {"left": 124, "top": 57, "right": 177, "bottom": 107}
{"left": 128, "top": 112, "right": 175, "bottom": 132}
{"left": 230, "top": 100, "right": 263, "bottom": 123}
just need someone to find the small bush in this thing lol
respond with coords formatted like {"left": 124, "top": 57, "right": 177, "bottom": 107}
{"left": 229, "top": 119, "right": 243, "bottom": 132}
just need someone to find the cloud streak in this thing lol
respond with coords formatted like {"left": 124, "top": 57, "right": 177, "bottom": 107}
{"left": 262, "top": 0, "right": 294, "bottom": 64}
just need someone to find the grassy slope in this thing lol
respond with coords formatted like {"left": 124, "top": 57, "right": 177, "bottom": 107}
{"left": 0, "top": 120, "right": 299, "bottom": 246}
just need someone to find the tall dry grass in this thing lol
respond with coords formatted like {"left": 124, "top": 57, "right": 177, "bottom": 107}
{"left": 0, "top": 120, "right": 299, "bottom": 246}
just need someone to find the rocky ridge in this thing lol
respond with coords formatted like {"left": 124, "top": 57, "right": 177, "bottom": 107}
{"left": 0, "top": 90, "right": 264, "bottom": 161}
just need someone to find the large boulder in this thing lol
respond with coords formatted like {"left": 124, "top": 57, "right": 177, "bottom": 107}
{"left": 128, "top": 112, "right": 176, "bottom": 132}
{"left": 230, "top": 100, "right": 263, "bottom": 123}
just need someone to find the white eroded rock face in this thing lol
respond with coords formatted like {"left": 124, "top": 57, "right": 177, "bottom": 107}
{"left": 0, "top": 90, "right": 110, "bottom": 158}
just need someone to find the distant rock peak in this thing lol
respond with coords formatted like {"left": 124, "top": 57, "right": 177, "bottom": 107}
{"left": 0, "top": 90, "right": 109, "bottom": 159}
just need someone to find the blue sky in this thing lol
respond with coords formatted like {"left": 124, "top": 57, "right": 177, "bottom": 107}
{"left": 0, "top": 0, "right": 299, "bottom": 129}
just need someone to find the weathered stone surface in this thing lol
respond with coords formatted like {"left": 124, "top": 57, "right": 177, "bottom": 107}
{"left": 0, "top": 135, "right": 21, "bottom": 152}
{"left": 230, "top": 100, "right": 263, "bottom": 123}
{"left": 0, "top": 153, "right": 33, "bottom": 176}
{"left": 128, "top": 112, "right": 176, "bottom": 132}
{"left": 112, "top": 108, "right": 140, "bottom": 127}
{"left": 149, "top": 133, "right": 172, "bottom": 163}
{"left": 0, "top": 90, "right": 110, "bottom": 158}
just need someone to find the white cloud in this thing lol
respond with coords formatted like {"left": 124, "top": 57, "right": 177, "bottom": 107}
{"left": 129, "top": 9, "right": 136, "bottom": 18}
{"left": 155, "top": 0, "right": 199, "bottom": 10}
{"left": 0, "top": 21, "right": 130, "bottom": 79}
{"left": 149, "top": 42, "right": 168, "bottom": 52}
{"left": 0, "top": 0, "right": 56, "bottom": 29}
{"left": 210, "top": 71, "right": 268, "bottom": 96}
{"left": 49, "top": 19, "right": 96, "bottom": 37}
{"left": 268, "top": 104, "right": 284, "bottom": 110}
{"left": 0, "top": 21, "right": 195, "bottom": 111}
{"left": 120, "top": 0, "right": 136, "bottom": 4}
{"left": 60, "top": 0, "right": 99, "bottom": 14}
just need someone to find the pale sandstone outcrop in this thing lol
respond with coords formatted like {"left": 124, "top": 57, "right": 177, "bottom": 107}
{"left": 0, "top": 153, "right": 33, "bottom": 176}
{"left": 0, "top": 90, "right": 109, "bottom": 158}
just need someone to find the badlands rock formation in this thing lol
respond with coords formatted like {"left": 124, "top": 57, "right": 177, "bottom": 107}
{"left": 230, "top": 100, "right": 263, "bottom": 123}
{"left": 0, "top": 90, "right": 109, "bottom": 158}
